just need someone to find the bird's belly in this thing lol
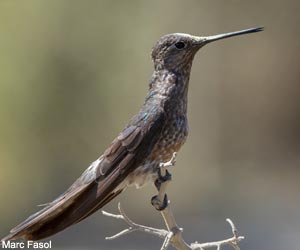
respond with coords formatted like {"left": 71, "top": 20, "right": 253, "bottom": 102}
{"left": 125, "top": 162, "right": 158, "bottom": 189}
{"left": 124, "top": 115, "right": 188, "bottom": 189}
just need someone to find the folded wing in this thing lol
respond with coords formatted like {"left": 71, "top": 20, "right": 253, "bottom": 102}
{"left": 2, "top": 109, "right": 165, "bottom": 241}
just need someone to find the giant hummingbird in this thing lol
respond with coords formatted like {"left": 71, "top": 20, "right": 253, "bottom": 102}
{"left": 2, "top": 27, "right": 263, "bottom": 241}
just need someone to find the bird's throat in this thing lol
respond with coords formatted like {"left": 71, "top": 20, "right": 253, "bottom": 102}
{"left": 146, "top": 69, "right": 190, "bottom": 115}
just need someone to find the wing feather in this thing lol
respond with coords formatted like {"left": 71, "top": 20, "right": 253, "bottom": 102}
{"left": 2, "top": 108, "right": 165, "bottom": 241}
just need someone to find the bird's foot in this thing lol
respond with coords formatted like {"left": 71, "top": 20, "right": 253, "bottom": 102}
{"left": 154, "top": 152, "right": 177, "bottom": 192}
{"left": 151, "top": 193, "right": 169, "bottom": 211}
{"left": 152, "top": 153, "right": 177, "bottom": 211}
{"left": 154, "top": 168, "right": 172, "bottom": 190}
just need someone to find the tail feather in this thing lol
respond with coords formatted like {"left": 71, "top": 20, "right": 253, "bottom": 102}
{"left": 1, "top": 179, "right": 123, "bottom": 241}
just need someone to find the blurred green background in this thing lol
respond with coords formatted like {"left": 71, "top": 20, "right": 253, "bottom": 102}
{"left": 0, "top": 0, "right": 299, "bottom": 249}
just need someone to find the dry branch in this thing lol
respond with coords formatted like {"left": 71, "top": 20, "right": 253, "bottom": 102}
{"left": 102, "top": 152, "right": 244, "bottom": 250}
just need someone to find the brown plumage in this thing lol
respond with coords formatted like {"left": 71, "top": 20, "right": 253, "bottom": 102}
{"left": 2, "top": 27, "right": 263, "bottom": 242}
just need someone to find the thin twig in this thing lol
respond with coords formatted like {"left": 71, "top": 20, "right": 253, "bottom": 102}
{"left": 159, "top": 152, "right": 177, "bottom": 168}
{"left": 102, "top": 202, "right": 169, "bottom": 240}
{"left": 191, "top": 219, "right": 244, "bottom": 250}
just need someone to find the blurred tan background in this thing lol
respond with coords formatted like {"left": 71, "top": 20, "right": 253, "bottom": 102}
{"left": 0, "top": 0, "right": 299, "bottom": 249}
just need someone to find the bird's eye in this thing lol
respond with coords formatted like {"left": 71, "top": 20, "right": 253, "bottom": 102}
{"left": 174, "top": 41, "right": 186, "bottom": 50}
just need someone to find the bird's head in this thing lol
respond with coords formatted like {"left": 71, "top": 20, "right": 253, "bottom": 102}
{"left": 151, "top": 27, "right": 263, "bottom": 72}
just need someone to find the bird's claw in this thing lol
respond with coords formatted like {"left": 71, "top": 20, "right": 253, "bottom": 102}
{"left": 151, "top": 194, "right": 169, "bottom": 211}
{"left": 159, "top": 152, "right": 177, "bottom": 168}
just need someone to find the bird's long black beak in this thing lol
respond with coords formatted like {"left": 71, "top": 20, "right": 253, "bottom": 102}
{"left": 198, "top": 27, "right": 264, "bottom": 44}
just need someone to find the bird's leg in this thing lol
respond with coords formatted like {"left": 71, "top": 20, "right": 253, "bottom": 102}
{"left": 151, "top": 168, "right": 171, "bottom": 211}
{"left": 151, "top": 152, "right": 176, "bottom": 210}
{"left": 151, "top": 152, "right": 190, "bottom": 250}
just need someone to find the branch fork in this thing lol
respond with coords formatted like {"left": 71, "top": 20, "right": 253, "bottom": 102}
{"left": 102, "top": 152, "right": 245, "bottom": 250}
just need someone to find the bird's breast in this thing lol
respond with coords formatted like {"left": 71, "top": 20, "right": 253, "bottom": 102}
{"left": 150, "top": 113, "right": 189, "bottom": 162}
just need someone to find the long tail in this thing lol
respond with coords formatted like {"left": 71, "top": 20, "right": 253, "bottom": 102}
{"left": 1, "top": 172, "right": 123, "bottom": 241}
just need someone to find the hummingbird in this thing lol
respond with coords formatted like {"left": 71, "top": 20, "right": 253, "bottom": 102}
{"left": 2, "top": 27, "right": 263, "bottom": 241}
